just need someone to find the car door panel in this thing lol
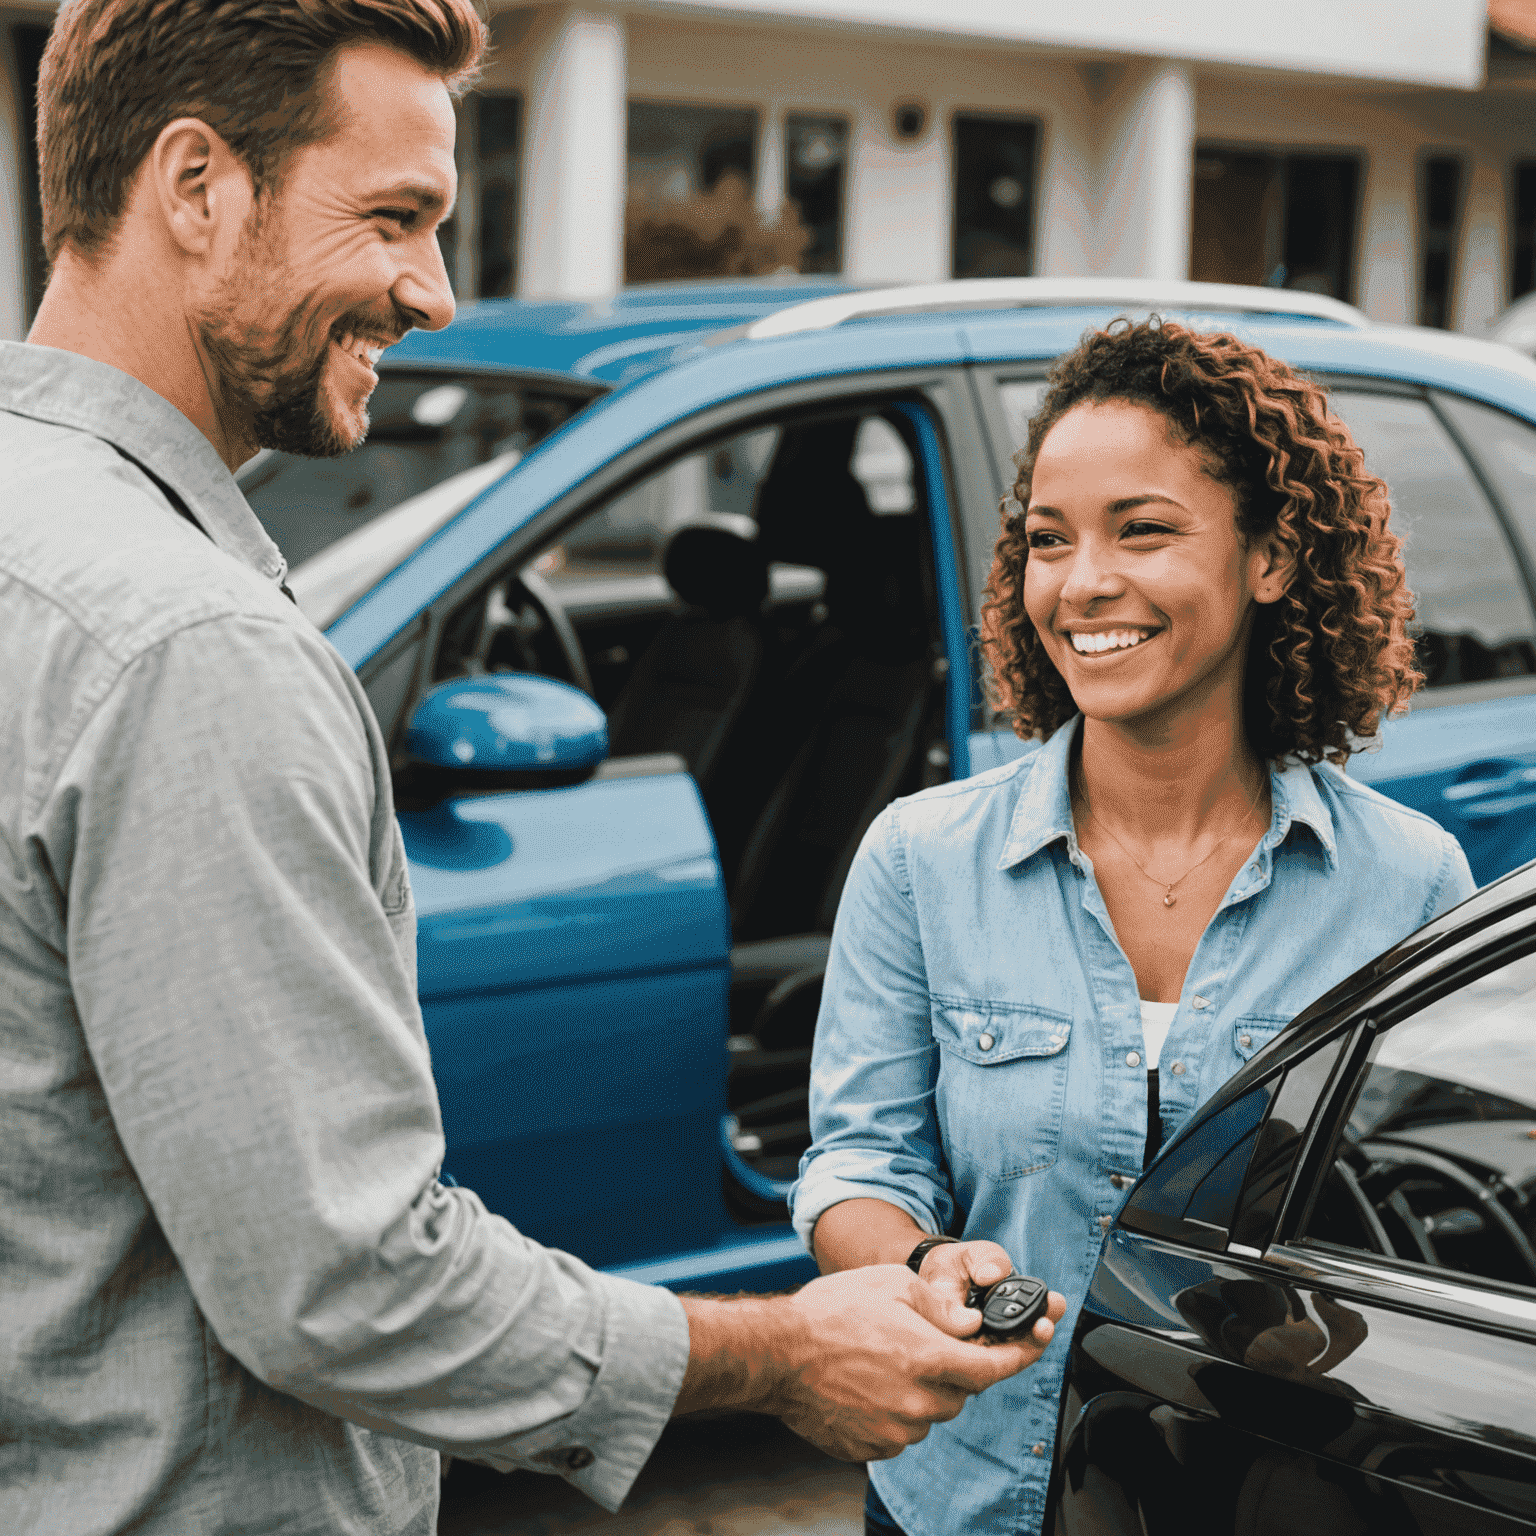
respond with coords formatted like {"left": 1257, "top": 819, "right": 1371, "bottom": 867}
{"left": 402, "top": 769, "right": 730, "bottom": 1270}
{"left": 1056, "top": 1230, "right": 1536, "bottom": 1533}
{"left": 1350, "top": 687, "right": 1536, "bottom": 886}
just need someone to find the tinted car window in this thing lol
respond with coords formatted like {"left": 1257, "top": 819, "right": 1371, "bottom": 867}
{"left": 1298, "top": 948, "right": 1536, "bottom": 1293}
{"left": 1332, "top": 391, "right": 1536, "bottom": 687}
{"left": 242, "top": 371, "right": 592, "bottom": 570}
{"left": 1434, "top": 391, "right": 1536, "bottom": 573}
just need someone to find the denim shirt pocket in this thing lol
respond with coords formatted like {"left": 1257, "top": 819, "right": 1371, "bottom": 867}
{"left": 929, "top": 1000, "right": 1073, "bottom": 1180}
{"left": 1233, "top": 1013, "right": 1292, "bottom": 1064}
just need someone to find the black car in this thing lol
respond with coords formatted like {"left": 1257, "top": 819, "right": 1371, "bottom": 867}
{"left": 1049, "top": 861, "right": 1536, "bottom": 1534}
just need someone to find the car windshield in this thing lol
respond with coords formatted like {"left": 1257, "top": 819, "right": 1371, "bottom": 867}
{"left": 240, "top": 368, "right": 599, "bottom": 572}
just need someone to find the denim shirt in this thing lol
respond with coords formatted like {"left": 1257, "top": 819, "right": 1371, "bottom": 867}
{"left": 790, "top": 716, "right": 1473, "bottom": 1536}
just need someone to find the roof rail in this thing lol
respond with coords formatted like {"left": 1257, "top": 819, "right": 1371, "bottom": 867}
{"left": 744, "top": 277, "right": 1370, "bottom": 341}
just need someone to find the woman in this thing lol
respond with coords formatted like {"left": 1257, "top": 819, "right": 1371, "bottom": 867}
{"left": 789, "top": 319, "right": 1475, "bottom": 1536}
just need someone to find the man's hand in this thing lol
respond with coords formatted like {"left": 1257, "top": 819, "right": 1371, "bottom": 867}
{"left": 676, "top": 1263, "right": 1064, "bottom": 1463}
{"left": 773, "top": 1264, "right": 1060, "bottom": 1460}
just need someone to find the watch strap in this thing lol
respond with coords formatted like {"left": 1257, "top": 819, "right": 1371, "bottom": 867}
{"left": 905, "top": 1235, "right": 958, "bottom": 1275}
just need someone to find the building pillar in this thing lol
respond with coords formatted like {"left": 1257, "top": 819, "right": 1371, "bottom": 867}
{"left": 755, "top": 104, "right": 785, "bottom": 222}
{"left": 1095, "top": 62, "right": 1194, "bottom": 280}
{"left": 517, "top": 7, "right": 626, "bottom": 299}
{"left": 1358, "top": 151, "right": 1413, "bottom": 324}
{"left": 0, "top": 39, "right": 29, "bottom": 342}
{"left": 1454, "top": 155, "right": 1508, "bottom": 335}
{"left": 845, "top": 104, "right": 948, "bottom": 285}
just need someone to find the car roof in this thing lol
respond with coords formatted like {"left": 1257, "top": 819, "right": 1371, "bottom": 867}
{"left": 384, "top": 276, "right": 859, "bottom": 381}
{"left": 385, "top": 276, "right": 1536, "bottom": 405}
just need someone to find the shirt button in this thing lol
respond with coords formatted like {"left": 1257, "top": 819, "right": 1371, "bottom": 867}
{"left": 978, "top": 1033, "right": 995, "bottom": 1051}
{"left": 1238, "top": 1033, "right": 1252, "bottom": 1048}
{"left": 1170, "top": 1061, "right": 1186, "bottom": 1075}
{"left": 1097, "top": 1214, "right": 1113, "bottom": 1231}
{"left": 1125, "top": 1050, "right": 1141, "bottom": 1068}
{"left": 1110, "top": 1172, "right": 1134, "bottom": 1190}
{"left": 1192, "top": 995, "right": 1210, "bottom": 1010}
{"left": 563, "top": 1447, "right": 595, "bottom": 1470}
{"left": 1032, "top": 1442, "right": 1046, "bottom": 1457}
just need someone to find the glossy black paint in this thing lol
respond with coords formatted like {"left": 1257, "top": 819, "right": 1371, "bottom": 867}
{"left": 1047, "top": 864, "right": 1536, "bottom": 1535}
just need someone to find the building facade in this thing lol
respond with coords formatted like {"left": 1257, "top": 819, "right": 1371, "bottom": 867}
{"left": 3, "top": 0, "right": 1536, "bottom": 339}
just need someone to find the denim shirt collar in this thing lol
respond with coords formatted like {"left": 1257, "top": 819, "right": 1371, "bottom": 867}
{"left": 0, "top": 341, "right": 287, "bottom": 588}
{"left": 997, "top": 715, "right": 1339, "bottom": 876}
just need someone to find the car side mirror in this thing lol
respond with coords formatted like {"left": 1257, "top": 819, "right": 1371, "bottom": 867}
{"left": 396, "top": 673, "right": 608, "bottom": 806}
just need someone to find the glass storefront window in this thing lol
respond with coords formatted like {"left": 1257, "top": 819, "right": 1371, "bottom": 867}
{"left": 952, "top": 114, "right": 1039, "bottom": 280}
{"left": 785, "top": 114, "right": 849, "bottom": 274}
{"left": 1192, "top": 148, "right": 1360, "bottom": 302}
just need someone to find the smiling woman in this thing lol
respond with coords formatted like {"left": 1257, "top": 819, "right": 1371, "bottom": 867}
{"left": 792, "top": 318, "right": 1476, "bottom": 1536}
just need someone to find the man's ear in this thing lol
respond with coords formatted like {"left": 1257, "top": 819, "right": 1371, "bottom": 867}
{"left": 1251, "top": 531, "right": 1298, "bottom": 606}
{"left": 147, "top": 118, "right": 254, "bottom": 258}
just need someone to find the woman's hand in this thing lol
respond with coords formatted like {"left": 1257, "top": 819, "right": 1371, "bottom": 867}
{"left": 918, "top": 1240, "right": 1067, "bottom": 1349}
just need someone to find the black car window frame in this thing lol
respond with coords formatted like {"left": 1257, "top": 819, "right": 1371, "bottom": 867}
{"left": 1117, "top": 1021, "right": 1360, "bottom": 1256}
{"left": 1270, "top": 926, "right": 1536, "bottom": 1329}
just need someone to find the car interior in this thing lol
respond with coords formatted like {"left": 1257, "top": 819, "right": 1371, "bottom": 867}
{"left": 426, "top": 403, "right": 953, "bottom": 1219}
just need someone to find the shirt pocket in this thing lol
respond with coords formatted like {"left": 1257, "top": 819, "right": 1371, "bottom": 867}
{"left": 929, "top": 1000, "right": 1073, "bottom": 1180}
{"left": 1233, "top": 1013, "right": 1292, "bottom": 1064}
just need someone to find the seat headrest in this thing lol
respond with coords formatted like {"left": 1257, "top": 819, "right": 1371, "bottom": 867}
{"left": 664, "top": 516, "right": 769, "bottom": 619}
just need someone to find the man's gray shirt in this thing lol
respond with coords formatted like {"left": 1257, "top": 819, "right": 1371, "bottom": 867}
{"left": 0, "top": 343, "right": 690, "bottom": 1535}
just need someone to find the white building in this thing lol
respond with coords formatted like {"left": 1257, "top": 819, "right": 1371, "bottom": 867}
{"left": 3, "top": 0, "right": 1536, "bottom": 339}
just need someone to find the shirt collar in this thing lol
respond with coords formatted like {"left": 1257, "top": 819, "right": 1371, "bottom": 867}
{"left": 0, "top": 341, "right": 287, "bottom": 587}
{"left": 997, "top": 716, "right": 1081, "bottom": 871}
{"left": 996, "top": 715, "right": 1339, "bottom": 873}
{"left": 1267, "top": 757, "right": 1339, "bottom": 869}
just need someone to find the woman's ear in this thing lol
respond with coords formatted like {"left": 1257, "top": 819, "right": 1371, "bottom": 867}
{"left": 1249, "top": 532, "right": 1297, "bottom": 606}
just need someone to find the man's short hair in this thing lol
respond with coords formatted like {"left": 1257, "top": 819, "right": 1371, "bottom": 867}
{"left": 37, "top": 0, "right": 489, "bottom": 263}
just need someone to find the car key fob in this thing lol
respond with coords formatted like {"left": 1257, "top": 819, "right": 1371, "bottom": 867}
{"left": 965, "top": 1272, "right": 1050, "bottom": 1343}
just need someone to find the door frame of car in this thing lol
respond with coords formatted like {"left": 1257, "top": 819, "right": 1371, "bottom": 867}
{"left": 354, "top": 365, "right": 990, "bottom": 758}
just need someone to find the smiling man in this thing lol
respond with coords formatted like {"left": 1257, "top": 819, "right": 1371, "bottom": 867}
{"left": 0, "top": 4, "right": 1053, "bottom": 1534}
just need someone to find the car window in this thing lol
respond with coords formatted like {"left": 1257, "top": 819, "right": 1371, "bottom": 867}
{"left": 530, "top": 425, "right": 783, "bottom": 601}
{"left": 1297, "top": 948, "right": 1536, "bottom": 1295}
{"left": 241, "top": 370, "right": 594, "bottom": 570}
{"left": 1331, "top": 391, "right": 1536, "bottom": 688}
{"left": 994, "top": 378, "right": 1049, "bottom": 486}
{"left": 1119, "top": 1031, "right": 1348, "bottom": 1254}
{"left": 1433, "top": 392, "right": 1536, "bottom": 575}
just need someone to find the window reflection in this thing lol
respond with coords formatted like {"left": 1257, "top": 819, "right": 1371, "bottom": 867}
{"left": 1300, "top": 948, "right": 1536, "bottom": 1293}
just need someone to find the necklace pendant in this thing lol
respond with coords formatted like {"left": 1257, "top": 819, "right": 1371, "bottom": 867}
{"left": 1163, "top": 889, "right": 1176, "bottom": 908}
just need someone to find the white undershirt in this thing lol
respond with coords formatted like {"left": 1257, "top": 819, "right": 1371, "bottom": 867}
{"left": 1139, "top": 1000, "right": 1178, "bottom": 1071}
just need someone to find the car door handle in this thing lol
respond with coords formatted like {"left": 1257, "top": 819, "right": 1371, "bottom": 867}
{"left": 1442, "top": 765, "right": 1536, "bottom": 822}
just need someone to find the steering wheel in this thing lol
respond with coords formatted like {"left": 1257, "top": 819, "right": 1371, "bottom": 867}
{"left": 468, "top": 566, "right": 592, "bottom": 694}
{"left": 1357, "top": 1139, "right": 1536, "bottom": 1287}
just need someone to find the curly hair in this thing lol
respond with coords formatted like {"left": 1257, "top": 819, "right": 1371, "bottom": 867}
{"left": 980, "top": 318, "right": 1422, "bottom": 764}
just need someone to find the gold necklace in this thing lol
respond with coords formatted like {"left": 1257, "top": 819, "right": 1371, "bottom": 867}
{"left": 1077, "top": 769, "right": 1268, "bottom": 909}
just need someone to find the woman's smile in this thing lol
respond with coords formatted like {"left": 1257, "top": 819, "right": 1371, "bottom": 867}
{"left": 1064, "top": 625, "right": 1161, "bottom": 657}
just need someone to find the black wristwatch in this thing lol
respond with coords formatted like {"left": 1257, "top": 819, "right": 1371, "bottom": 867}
{"left": 906, "top": 1235, "right": 958, "bottom": 1275}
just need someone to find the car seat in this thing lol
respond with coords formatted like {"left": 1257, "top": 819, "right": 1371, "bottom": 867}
{"left": 605, "top": 516, "right": 770, "bottom": 795}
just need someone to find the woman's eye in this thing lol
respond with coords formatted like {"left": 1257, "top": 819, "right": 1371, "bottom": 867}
{"left": 372, "top": 209, "right": 415, "bottom": 230}
{"left": 1122, "top": 520, "right": 1172, "bottom": 538}
{"left": 1026, "top": 529, "right": 1065, "bottom": 549}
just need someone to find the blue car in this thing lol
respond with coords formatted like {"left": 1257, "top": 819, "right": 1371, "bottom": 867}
{"left": 240, "top": 276, "right": 1536, "bottom": 1297}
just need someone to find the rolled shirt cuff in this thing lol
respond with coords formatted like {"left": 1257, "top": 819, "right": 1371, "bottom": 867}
{"left": 516, "top": 1272, "right": 690, "bottom": 1512}
{"left": 790, "top": 1172, "right": 945, "bottom": 1254}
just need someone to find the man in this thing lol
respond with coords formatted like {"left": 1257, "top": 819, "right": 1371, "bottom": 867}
{"left": 0, "top": 2, "right": 1064, "bottom": 1532}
